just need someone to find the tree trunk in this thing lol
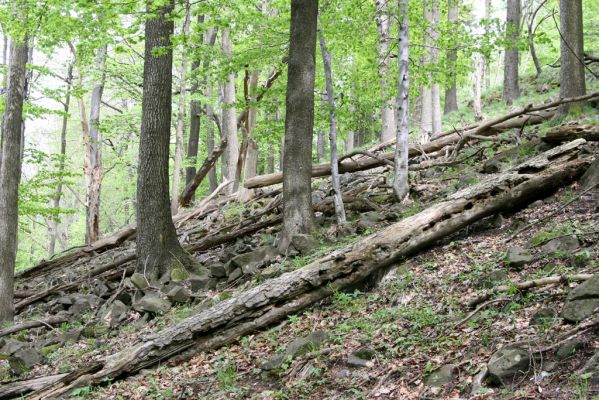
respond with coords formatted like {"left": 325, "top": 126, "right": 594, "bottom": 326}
{"left": 430, "top": 0, "right": 442, "bottom": 135}
{"left": 319, "top": 30, "right": 346, "bottom": 224}
{"left": 420, "top": 85, "right": 432, "bottom": 144}
{"left": 316, "top": 129, "right": 325, "bottom": 162}
{"left": 206, "top": 83, "right": 218, "bottom": 192}
{"left": 394, "top": 0, "right": 409, "bottom": 202}
{"left": 503, "top": 0, "right": 521, "bottom": 105}
{"left": 279, "top": 0, "right": 318, "bottom": 251}
{"left": 235, "top": 69, "right": 260, "bottom": 196}
{"left": 221, "top": 28, "right": 238, "bottom": 194}
{"left": 558, "top": 0, "right": 586, "bottom": 115}
{"left": 136, "top": 0, "right": 195, "bottom": 280}
{"left": 374, "top": 0, "right": 396, "bottom": 143}
{"left": 28, "top": 141, "right": 591, "bottom": 400}
{"left": 528, "top": 0, "right": 547, "bottom": 78}
{"left": 484, "top": 0, "right": 492, "bottom": 89}
{"left": 444, "top": 1, "right": 458, "bottom": 114}
{"left": 171, "top": 8, "right": 191, "bottom": 215}
{"left": 0, "top": 35, "right": 28, "bottom": 324}
{"left": 474, "top": 54, "right": 484, "bottom": 120}
{"left": 267, "top": 141, "right": 275, "bottom": 173}
{"left": 48, "top": 62, "right": 73, "bottom": 257}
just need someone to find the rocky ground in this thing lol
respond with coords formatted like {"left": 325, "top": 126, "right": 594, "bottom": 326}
{"left": 1, "top": 123, "right": 599, "bottom": 399}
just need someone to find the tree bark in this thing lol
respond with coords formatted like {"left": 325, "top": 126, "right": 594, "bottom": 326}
{"left": 484, "top": 0, "right": 492, "bottom": 89}
{"left": 221, "top": 28, "right": 239, "bottom": 194}
{"left": 136, "top": 0, "right": 195, "bottom": 279}
{"left": 374, "top": 0, "right": 397, "bottom": 143}
{"left": 84, "top": 45, "right": 107, "bottom": 245}
{"left": 444, "top": 1, "right": 458, "bottom": 114}
{"left": 430, "top": 0, "right": 442, "bottom": 135}
{"left": 279, "top": 0, "right": 318, "bottom": 251}
{"left": 319, "top": 30, "right": 346, "bottom": 224}
{"left": 474, "top": 54, "right": 484, "bottom": 120}
{"left": 48, "top": 61, "right": 73, "bottom": 257}
{"left": 394, "top": 0, "right": 409, "bottom": 202}
{"left": 206, "top": 83, "right": 218, "bottom": 192}
{"left": 28, "top": 140, "right": 591, "bottom": 399}
{"left": 503, "top": 0, "right": 521, "bottom": 105}
{"left": 316, "top": 129, "right": 325, "bottom": 162}
{"left": 558, "top": 0, "right": 586, "bottom": 115}
{"left": 528, "top": 0, "right": 547, "bottom": 78}
{"left": 0, "top": 35, "right": 28, "bottom": 324}
{"left": 171, "top": 8, "right": 191, "bottom": 215}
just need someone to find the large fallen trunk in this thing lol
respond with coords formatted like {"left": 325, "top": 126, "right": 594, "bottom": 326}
{"left": 29, "top": 140, "right": 592, "bottom": 399}
{"left": 541, "top": 122, "right": 599, "bottom": 144}
{"left": 244, "top": 110, "right": 554, "bottom": 189}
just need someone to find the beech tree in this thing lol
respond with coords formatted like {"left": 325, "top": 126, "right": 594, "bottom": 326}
{"left": 503, "top": 0, "right": 521, "bottom": 105}
{"left": 279, "top": 0, "right": 318, "bottom": 251}
{"left": 558, "top": 0, "right": 586, "bottom": 115}
{"left": 393, "top": 0, "right": 409, "bottom": 201}
{"left": 0, "top": 29, "right": 28, "bottom": 323}
{"left": 374, "top": 0, "right": 396, "bottom": 143}
{"left": 136, "top": 0, "right": 196, "bottom": 278}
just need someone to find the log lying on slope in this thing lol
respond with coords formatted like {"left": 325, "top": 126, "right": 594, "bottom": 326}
{"left": 28, "top": 140, "right": 592, "bottom": 399}
{"left": 541, "top": 122, "right": 599, "bottom": 144}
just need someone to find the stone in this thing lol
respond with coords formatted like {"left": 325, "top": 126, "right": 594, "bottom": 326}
{"left": 227, "top": 268, "right": 243, "bottom": 283}
{"left": 487, "top": 347, "right": 530, "bottom": 384}
{"left": 81, "top": 325, "right": 109, "bottom": 338}
{"left": 347, "top": 347, "right": 376, "bottom": 368}
{"left": 133, "top": 293, "right": 171, "bottom": 315}
{"left": 504, "top": 247, "right": 534, "bottom": 270}
{"left": 555, "top": 339, "right": 585, "bottom": 360}
{"left": 230, "top": 245, "right": 279, "bottom": 272}
{"left": 425, "top": 364, "right": 455, "bottom": 387}
{"left": 0, "top": 339, "right": 25, "bottom": 356}
{"left": 291, "top": 234, "right": 319, "bottom": 255}
{"left": 571, "top": 249, "right": 594, "bottom": 268}
{"left": 356, "top": 211, "right": 384, "bottom": 231}
{"left": 333, "top": 369, "right": 351, "bottom": 378}
{"left": 55, "top": 295, "right": 73, "bottom": 306}
{"left": 261, "top": 331, "right": 329, "bottom": 372}
{"left": 69, "top": 296, "right": 93, "bottom": 315}
{"left": 8, "top": 348, "right": 42, "bottom": 374}
{"left": 209, "top": 262, "right": 227, "bottom": 278}
{"left": 567, "top": 275, "right": 599, "bottom": 300}
{"left": 170, "top": 267, "right": 189, "bottom": 282}
{"left": 528, "top": 200, "right": 545, "bottom": 209}
{"left": 561, "top": 298, "right": 599, "bottom": 323}
{"left": 130, "top": 272, "right": 150, "bottom": 290}
{"left": 167, "top": 286, "right": 191, "bottom": 304}
{"left": 189, "top": 274, "right": 212, "bottom": 292}
{"left": 311, "top": 190, "right": 327, "bottom": 204}
{"left": 530, "top": 307, "right": 557, "bottom": 326}
{"left": 478, "top": 270, "right": 508, "bottom": 288}
{"left": 109, "top": 300, "right": 129, "bottom": 324}
{"left": 542, "top": 235, "right": 580, "bottom": 255}
{"left": 93, "top": 282, "right": 110, "bottom": 298}
{"left": 260, "top": 265, "right": 281, "bottom": 280}
{"left": 481, "top": 159, "right": 501, "bottom": 174}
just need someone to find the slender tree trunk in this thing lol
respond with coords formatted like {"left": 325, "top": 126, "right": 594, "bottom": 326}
{"left": 0, "top": 35, "right": 28, "bottom": 324}
{"left": 503, "top": 0, "right": 521, "bottom": 105}
{"left": 430, "top": 0, "right": 442, "bottom": 134}
{"left": 420, "top": 85, "right": 432, "bottom": 144}
{"left": 394, "top": 0, "right": 409, "bottom": 201}
{"left": 346, "top": 130, "right": 354, "bottom": 152}
{"left": 206, "top": 84, "right": 218, "bottom": 191}
{"left": 474, "top": 55, "right": 484, "bottom": 120}
{"left": 136, "top": 0, "right": 195, "bottom": 279}
{"left": 318, "top": 30, "right": 346, "bottom": 224}
{"left": 235, "top": 69, "right": 260, "bottom": 195}
{"left": 484, "top": 0, "right": 492, "bottom": 89}
{"left": 316, "top": 129, "right": 325, "bottom": 162}
{"left": 221, "top": 28, "right": 238, "bottom": 194}
{"left": 48, "top": 62, "right": 73, "bottom": 257}
{"left": 528, "top": 0, "right": 547, "bottom": 78}
{"left": 374, "top": 0, "right": 397, "bottom": 143}
{"left": 267, "top": 141, "right": 275, "bottom": 173}
{"left": 444, "top": 1, "right": 458, "bottom": 114}
{"left": 84, "top": 45, "right": 107, "bottom": 245}
{"left": 171, "top": 9, "right": 191, "bottom": 215}
{"left": 279, "top": 133, "right": 284, "bottom": 172}
{"left": 0, "top": 33, "right": 7, "bottom": 167}
{"left": 279, "top": 0, "right": 318, "bottom": 251}
{"left": 558, "top": 0, "right": 586, "bottom": 115}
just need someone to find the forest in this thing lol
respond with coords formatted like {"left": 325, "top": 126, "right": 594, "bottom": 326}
{"left": 0, "top": 0, "right": 598, "bottom": 398}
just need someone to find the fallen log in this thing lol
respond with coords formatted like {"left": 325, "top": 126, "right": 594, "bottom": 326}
{"left": 541, "top": 122, "right": 599, "bottom": 144}
{"left": 178, "top": 139, "right": 228, "bottom": 208}
{"left": 244, "top": 109, "right": 556, "bottom": 190}
{"left": 466, "top": 273, "right": 593, "bottom": 308}
{"left": 0, "top": 374, "right": 67, "bottom": 399}
{"left": 28, "top": 140, "right": 591, "bottom": 399}
{"left": 0, "top": 315, "right": 69, "bottom": 338}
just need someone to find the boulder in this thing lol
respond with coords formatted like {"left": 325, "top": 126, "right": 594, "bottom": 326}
{"left": 109, "top": 300, "right": 129, "bottom": 325}
{"left": 8, "top": 348, "right": 43, "bottom": 374}
{"left": 262, "top": 331, "right": 329, "bottom": 371}
{"left": 487, "top": 347, "right": 530, "bottom": 384}
{"left": 356, "top": 211, "right": 384, "bottom": 231}
{"left": 227, "top": 268, "right": 243, "bottom": 283}
{"left": 230, "top": 245, "right": 279, "bottom": 272}
{"left": 209, "top": 262, "right": 227, "bottom": 278}
{"left": 478, "top": 270, "right": 508, "bottom": 288}
{"left": 347, "top": 347, "right": 376, "bottom": 368}
{"left": 167, "top": 286, "right": 191, "bottom": 304}
{"left": 291, "top": 234, "right": 319, "bottom": 255}
{"left": 530, "top": 307, "right": 557, "bottom": 326}
{"left": 571, "top": 249, "right": 594, "bottom": 268}
{"left": 0, "top": 339, "right": 25, "bottom": 356}
{"left": 481, "top": 159, "right": 501, "bottom": 174}
{"left": 561, "top": 275, "right": 599, "bottom": 322}
{"left": 555, "top": 339, "right": 585, "bottom": 360}
{"left": 311, "top": 190, "right": 327, "bottom": 204}
{"left": 130, "top": 272, "right": 150, "bottom": 290}
{"left": 504, "top": 247, "right": 534, "bottom": 270}
{"left": 189, "top": 274, "right": 213, "bottom": 292}
{"left": 133, "top": 293, "right": 171, "bottom": 315}
{"left": 542, "top": 235, "right": 579, "bottom": 256}
{"left": 424, "top": 364, "right": 455, "bottom": 387}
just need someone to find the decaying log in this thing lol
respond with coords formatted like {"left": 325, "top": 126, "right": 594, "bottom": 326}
{"left": 0, "top": 374, "right": 67, "bottom": 399}
{"left": 466, "top": 273, "right": 593, "bottom": 308}
{"left": 542, "top": 122, "right": 599, "bottom": 144}
{"left": 28, "top": 140, "right": 592, "bottom": 399}
{"left": 178, "top": 139, "right": 228, "bottom": 208}
{"left": 0, "top": 315, "right": 70, "bottom": 338}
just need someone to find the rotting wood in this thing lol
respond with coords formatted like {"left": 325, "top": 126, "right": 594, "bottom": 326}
{"left": 541, "top": 122, "right": 599, "bottom": 144}
{"left": 467, "top": 273, "right": 593, "bottom": 308}
{"left": 28, "top": 140, "right": 591, "bottom": 399}
{"left": 0, "top": 315, "right": 69, "bottom": 338}
{"left": 0, "top": 374, "right": 67, "bottom": 399}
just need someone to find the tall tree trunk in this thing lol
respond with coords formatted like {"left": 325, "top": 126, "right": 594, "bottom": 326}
{"left": 346, "top": 130, "right": 354, "bottom": 152}
{"left": 316, "top": 129, "right": 325, "bottom": 162}
{"left": 279, "top": 0, "right": 318, "bottom": 251}
{"left": 394, "top": 0, "right": 409, "bottom": 201}
{"left": 221, "top": 28, "right": 238, "bottom": 193}
{"left": 235, "top": 69, "right": 260, "bottom": 195}
{"left": 84, "top": 45, "right": 107, "bottom": 245}
{"left": 528, "top": 0, "right": 547, "bottom": 79}
{"left": 374, "top": 0, "right": 396, "bottom": 143}
{"left": 0, "top": 35, "right": 28, "bottom": 324}
{"left": 171, "top": 8, "right": 191, "bottom": 215}
{"left": 503, "top": 0, "right": 521, "bottom": 105}
{"left": 136, "top": 0, "right": 195, "bottom": 279}
{"left": 48, "top": 62, "right": 73, "bottom": 257}
{"left": 474, "top": 54, "right": 484, "bottom": 120}
{"left": 558, "top": 0, "right": 586, "bottom": 115}
{"left": 267, "top": 141, "right": 275, "bottom": 173}
{"left": 206, "top": 84, "right": 218, "bottom": 191}
{"left": 430, "top": 0, "right": 442, "bottom": 134}
{"left": 318, "top": 30, "right": 346, "bottom": 224}
{"left": 420, "top": 85, "right": 432, "bottom": 144}
{"left": 484, "top": 0, "right": 492, "bottom": 89}
{"left": 444, "top": 1, "right": 458, "bottom": 114}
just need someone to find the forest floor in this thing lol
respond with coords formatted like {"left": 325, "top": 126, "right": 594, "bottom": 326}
{"left": 1, "top": 74, "right": 599, "bottom": 399}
